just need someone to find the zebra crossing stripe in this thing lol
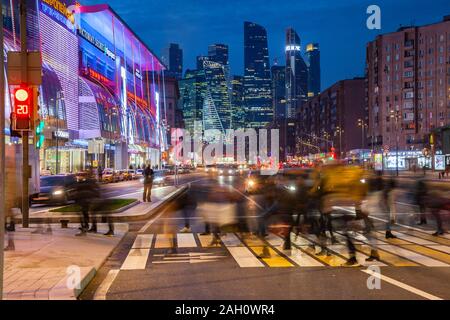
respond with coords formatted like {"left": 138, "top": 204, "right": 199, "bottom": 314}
{"left": 220, "top": 233, "right": 264, "bottom": 268}
{"left": 373, "top": 232, "right": 450, "bottom": 264}
{"left": 266, "top": 234, "right": 324, "bottom": 267}
{"left": 132, "top": 234, "right": 153, "bottom": 249}
{"left": 239, "top": 235, "right": 294, "bottom": 267}
{"left": 198, "top": 234, "right": 221, "bottom": 248}
{"left": 399, "top": 230, "right": 450, "bottom": 247}
{"left": 121, "top": 249, "right": 151, "bottom": 270}
{"left": 355, "top": 232, "right": 448, "bottom": 267}
{"left": 392, "top": 231, "right": 450, "bottom": 255}
{"left": 177, "top": 233, "right": 197, "bottom": 248}
{"left": 155, "top": 234, "right": 175, "bottom": 248}
{"left": 291, "top": 234, "right": 348, "bottom": 267}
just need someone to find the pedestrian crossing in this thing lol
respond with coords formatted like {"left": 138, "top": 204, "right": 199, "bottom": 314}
{"left": 119, "top": 229, "right": 450, "bottom": 270}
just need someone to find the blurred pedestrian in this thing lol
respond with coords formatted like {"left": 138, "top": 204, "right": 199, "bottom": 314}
{"left": 382, "top": 177, "right": 398, "bottom": 239}
{"left": 179, "top": 187, "right": 197, "bottom": 233}
{"left": 143, "top": 164, "right": 154, "bottom": 202}
{"left": 97, "top": 166, "right": 103, "bottom": 182}
{"left": 415, "top": 179, "right": 428, "bottom": 225}
{"left": 74, "top": 169, "right": 99, "bottom": 236}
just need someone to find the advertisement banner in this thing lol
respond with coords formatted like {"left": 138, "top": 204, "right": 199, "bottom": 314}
{"left": 374, "top": 154, "right": 383, "bottom": 171}
{"left": 435, "top": 155, "right": 445, "bottom": 171}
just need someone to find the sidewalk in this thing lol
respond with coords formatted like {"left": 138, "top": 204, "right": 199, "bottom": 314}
{"left": 14, "top": 185, "right": 188, "bottom": 224}
{"left": 3, "top": 224, "right": 127, "bottom": 300}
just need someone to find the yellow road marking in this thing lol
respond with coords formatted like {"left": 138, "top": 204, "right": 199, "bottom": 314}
{"left": 402, "top": 230, "right": 450, "bottom": 246}
{"left": 155, "top": 234, "right": 174, "bottom": 248}
{"left": 292, "top": 235, "right": 348, "bottom": 267}
{"left": 374, "top": 232, "right": 450, "bottom": 265}
{"left": 240, "top": 235, "right": 294, "bottom": 267}
{"left": 355, "top": 244, "right": 418, "bottom": 267}
{"left": 198, "top": 234, "right": 222, "bottom": 248}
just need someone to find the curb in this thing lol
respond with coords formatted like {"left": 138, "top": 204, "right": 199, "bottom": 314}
{"left": 14, "top": 185, "right": 189, "bottom": 225}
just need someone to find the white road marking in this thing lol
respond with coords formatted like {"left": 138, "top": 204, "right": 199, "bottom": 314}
{"left": 230, "top": 186, "right": 264, "bottom": 210}
{"left": 132, "top": 234, "right": 153, "bottom": 249}
{"left": 220, "top": 233, "right": 264, "bottom": 268}
{"left": 361, "top": 269, "right": 443, "bottom": 300}
{"left": 266, "top": 234, "right": 324, "bottom": 267}
{"left": 120, "top": 249, "right": 151, "bottom": 270}
{"left": 93, "top": 269, "right": 120, "bottom": 300}
{"left": 177, "top": 233, "right": 197, "bottom": 248}
{"left": 354, "top": 233, "right": 449, "bottom": 267}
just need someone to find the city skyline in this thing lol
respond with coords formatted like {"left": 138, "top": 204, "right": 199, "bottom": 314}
{"left": 84, "top": 0, "right": 449, "bottom": 88}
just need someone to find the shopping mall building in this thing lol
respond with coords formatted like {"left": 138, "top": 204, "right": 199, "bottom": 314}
{"left": 3, "top": 0, "right": 168, "bottom": 177}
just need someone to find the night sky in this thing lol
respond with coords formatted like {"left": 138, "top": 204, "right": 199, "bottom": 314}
{"left": 84, "top": 0, "right": 449, "bottom": 89}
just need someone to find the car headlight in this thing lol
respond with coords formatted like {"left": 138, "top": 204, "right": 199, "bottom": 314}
{"left": 288, "top": 185, "right": 296, "bottom": 192}
{"left": 229, "top": 170, "right": 234, "bottom": 174}
{"left": 248, "top": 180, "right": 255, "bottom": 187}
{"left": 53, "top": 190, "right": 64, "bottom": 196}
{"left": 360, "top": 179, "right": 366, "bottom": 184}
{"left": 219, "top": 170, "right": 224, "bottom": 174}
{"left": 139, "top": 178, "right": 144, "bottom": 183}
{"left": 154, "top": 177, "right": 163, "bottom": 182}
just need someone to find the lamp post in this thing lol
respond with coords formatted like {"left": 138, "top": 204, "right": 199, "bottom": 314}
{"left": 357, "top": 119, "right": 367, "bottom": 150}
{"left": 389, "top": 110, "right": 400, "bottom": 176}
{"left": 335, "top": 126, "right": 344, "bottom": 158}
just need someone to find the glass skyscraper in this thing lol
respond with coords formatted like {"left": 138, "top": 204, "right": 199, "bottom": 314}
{"left": 162, "top": 43, "right": 183, "bottom": 80}
{"left": 271, "top": 65, "right": 286, "bottom": 120}
{"left": 231, "top": 75, "right": 246, "bottom": 130}
{"left": 285, "top": 28, "right": 308, "bottom": 119}
{"left": 178, "top": 69, "right": 206, "bottom": 134}
{"left": 306, "top": 43, "right": 321, "bottom": 97}
{"left": 243, "top": 21, "right": 273, "bottom": 128}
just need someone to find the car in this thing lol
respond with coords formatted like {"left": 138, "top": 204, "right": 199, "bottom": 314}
{"left": 75, "top": 171, "right": 91, "bottom": 182}
{"left": 163, "top": 165, "right": 175, "bottom": 175}
{"left": 153, "top": 170, "right": 166, "bottom": 186}
{"left": 102, "top": 169, "right": 115, "bottom": 183}
{"left": 136, "top": 169, "right": 144, "bottom": 177}
{"left": 204, "top": 165, "right": 217, "bottom": 174}
{"left": 114, "top": 170, "right": 125, "bottom": 182}
{"left": 30, "top": 175, "right": 78, "bottom": 206}
{"left": 217, "top": 164, "right": 239, "bottom": 176}
{"left": 244, "top": 171, "right": 277, "bottom": 194}
{"left": 123, "top": 169, "right": 136, "bottom": 181}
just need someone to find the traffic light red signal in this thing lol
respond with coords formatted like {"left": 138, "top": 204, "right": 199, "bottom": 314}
{"left": 12, "top": 85, "right": 32, "bottom": 131}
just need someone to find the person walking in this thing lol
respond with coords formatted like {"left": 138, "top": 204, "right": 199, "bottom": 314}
{"left": 415, "top": 179, "right": 428, "bottom": 225}
{"left": 143, "top": 164, "right": 154, "bottom": 202}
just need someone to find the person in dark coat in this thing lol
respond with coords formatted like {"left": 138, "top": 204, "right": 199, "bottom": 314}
{"left": 143, "top": 164, "right": 154, "bottom": 202}
{"left": 75, "top": 170, "right": 100, "bottom": 236}
{"left": 415, "top": 179, "right": 428, "bottom": 225}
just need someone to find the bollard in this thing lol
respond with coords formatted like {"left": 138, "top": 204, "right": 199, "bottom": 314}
{"left": 60, "top": 220, "right": 69, "bottom": 229}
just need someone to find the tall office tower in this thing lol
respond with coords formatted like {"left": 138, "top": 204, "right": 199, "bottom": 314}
{"left": 208, "top": 44, "right": 229, "bottom": 66}
{"left": 162, "top": 43, "right": 183, "bottom": 80}
{"left": 196, "top": 55, "right": 211, "bottom": 70}
{"left": 285, "top": 28, "right": 308, "bottom": 119}
{"left": 271, "top": 65, "right": 286, "bottom": 119}
{"left": 202, "top": 60, "right": 232, "bottom": 133}
{"left": 243, "top": 21, "right": 273, "bottom": 128}
{"left": 231, "top": 75, "right": 246, "bottom": 130}
{"left": 366, "top": 16, "right": 450, "bottom": 152}
{"left": 306, "top": 43, "right": 321, "bottom": 97}
{"left": 178, "top": 69, "right": 206, "bottom": 134}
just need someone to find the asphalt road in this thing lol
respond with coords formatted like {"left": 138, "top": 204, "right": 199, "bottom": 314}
{"left": 80, "top": 172, "right": 450, "bottom": 300}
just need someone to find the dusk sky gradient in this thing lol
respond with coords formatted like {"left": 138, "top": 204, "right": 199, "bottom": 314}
{"left": 84, "top": 0, "right": 449, "bottom": 88}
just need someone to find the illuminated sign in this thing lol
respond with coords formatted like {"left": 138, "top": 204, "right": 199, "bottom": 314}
{"left": 53, "top": 130, "right": 70, "bottom": 139}
{"left": 84, "top": 68, "right": 114, "bottom": 87}
{"left": 78, "top": 28, "right": 116, "bottom": 61}
{"left": 435, "top": 155, "right": 445, "bottom": 171}
{"left": 374, "top": 154, "right": 383, "bottom": 171}
{"left": 40, "top": 0, "right": 76, "bottom": 32}
{"left": 127, "top": 91, "right": 148, "bottom": 108}
{"left": 285, "top": 45, "right": 300, "bottom": 52}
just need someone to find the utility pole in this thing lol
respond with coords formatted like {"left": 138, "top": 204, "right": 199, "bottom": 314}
{"left": 0, "top": 1, "right": 6, "bottom": 300}
{"left": 20, "top": 0, "right": 30, "bottom": 228}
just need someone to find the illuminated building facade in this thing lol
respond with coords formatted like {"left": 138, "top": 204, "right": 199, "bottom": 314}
{"left": 243, "top": 21, "right": 273, "bottom": 128}
{"left": 285, "top": 28, "right": 308, "bottom": 119}
{"left": 306, "top": 43, "right": 321, "bottom": 97}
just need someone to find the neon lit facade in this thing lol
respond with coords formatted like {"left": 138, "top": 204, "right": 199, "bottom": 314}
{"left": 2, "top": 0, "right": 167, "bottom": 174}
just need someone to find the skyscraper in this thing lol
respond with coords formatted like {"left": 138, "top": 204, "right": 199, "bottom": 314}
{"left": 231, "top": 75, "right": 246, "bottom": 130}
{"left": 243, "top": 21, "right": 273, "bottom": 128}
{"left": 162, "top": 43, "right": 183, "bottom": 80}
{"left": 202, "top": 60, "right": 232, "bottom": 133}
{"left": 306, "top": 43, "right": 321, "bottom": 97}
{"left": 271, "top": 65, "right": 286, "bottom": 119}
{"left": 178, "top": 69, "right": 206, "bottom": 133}
{"left": 285, "top": 28, "right": 308, "bottom": 119}
{"left": 208, "top": 44, "right": 229, "bottom": 66}
{"left": 196, "top": 55, "right": 211, "bottom": 70}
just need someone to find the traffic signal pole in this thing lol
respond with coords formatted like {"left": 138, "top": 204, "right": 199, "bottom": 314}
{"left": 0, "top": 0, "right": 6, "bottom": 300}
{"left": 20, "top": 0, "right": 29, "bottom": 228}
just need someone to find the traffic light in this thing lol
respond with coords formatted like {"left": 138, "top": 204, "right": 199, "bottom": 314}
{"left": 12, "top": 85, "right": 32, "bottom": 131}
{"left": 35, "top": 120, "right": 45, "bottom": 149}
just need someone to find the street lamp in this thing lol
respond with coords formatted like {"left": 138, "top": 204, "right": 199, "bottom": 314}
{"left": 357, "top": 119, "right": 367, "bottom": 150}
{"left": 335, "top": 126, "right": 344, "bottom": 158}
{"left": 389, "top": 110, "right": 400, "bottom": 176}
